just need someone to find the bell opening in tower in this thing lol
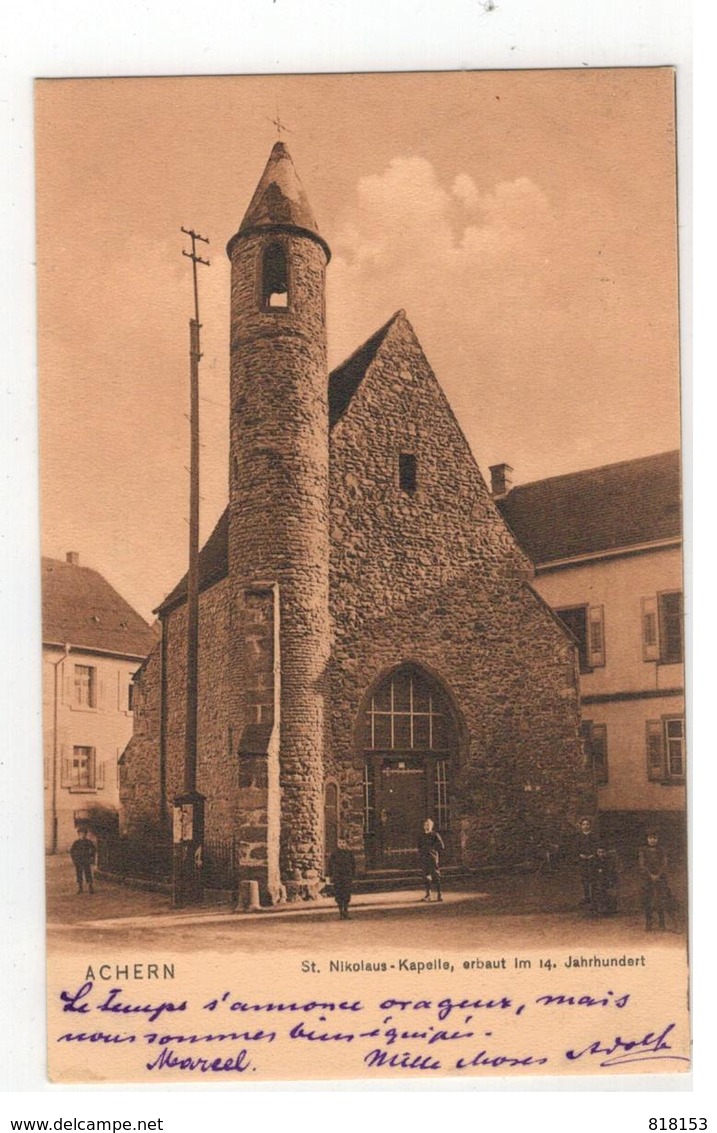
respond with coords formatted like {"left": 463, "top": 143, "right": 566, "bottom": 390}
{"left": 262, "top": 241, "right": 289, "bottom": 308}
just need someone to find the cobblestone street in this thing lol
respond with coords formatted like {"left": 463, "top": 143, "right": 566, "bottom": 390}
{"left": 46, "top": 852, "right": 687, "bottom": 955}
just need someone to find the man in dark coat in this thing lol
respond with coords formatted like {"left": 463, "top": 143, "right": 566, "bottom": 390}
{"left": 575, "top": 816, "right": 598, "bottom": 906}
{"left": 69, "top": 828, "right": 96, "bottom": 894}
{"left": 639, "top": 830, "right": 669, "bottom": 931}
{"left": 418, "top": 818, "right": 445, "bottom": 902}
{"left": 328, "top": 843, "right": 356, "bottom": 920}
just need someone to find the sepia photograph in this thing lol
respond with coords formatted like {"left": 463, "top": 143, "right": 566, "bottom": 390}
{"left": 35, "top": 68, "right": 688, "bottom": 1083}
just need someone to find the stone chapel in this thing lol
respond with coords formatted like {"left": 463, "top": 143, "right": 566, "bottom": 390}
{"left": 121, "top": 141, "right": 590, "bottom": 903}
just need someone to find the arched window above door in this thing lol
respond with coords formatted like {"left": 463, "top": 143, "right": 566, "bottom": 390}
{"left": 361, "top": 667, "right": 457, "bottom": 867}
{"left": 364, "top": 667, "right": 453, "bottom": 752}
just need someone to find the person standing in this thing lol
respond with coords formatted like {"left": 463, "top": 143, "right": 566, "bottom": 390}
{"left": 328, "top": 843, "right": 356, "bottom": 920}
{"left": 69, "top": 828, "right": 96, "bottom": 894}
{"left": 575, "top": 816, "right": 598, "bottom": 907}
{"left": 639, "top": 829, "right": 669, "bottom": 931}
{"left": 590, "top": 845, "right": 619, "bottom": 916}
{"left": 418, "top": 818, "right": 445, "bottom": 902}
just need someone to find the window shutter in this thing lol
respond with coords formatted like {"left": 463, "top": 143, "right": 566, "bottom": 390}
{"left": 659, "top": 592, "right": 684, "bottom": 664}
{"left": 97, "top": 670, "right": 105, "bottom": 710}
{"left": 579, "top": 720, "right": 592, "bottom": 766}
{"left": 590, "top": 723, "right": 608, "bottom": 785}
{"left": 89, "top": 749, "right": 97, "bottom": 789}
{"left": 646, "top": 719, "right": 664, "bottom": 781}
{"left": 97, "top": 759, "right": 106, "bottom": 789}
{"left": 588, "top": 606, "right": 605, "bottom": 667}
{"left": 641, "top": 596, "right": 660, "bottom": 661}
{"left": 60, "top": 745, "right": 72, "bottom": 787}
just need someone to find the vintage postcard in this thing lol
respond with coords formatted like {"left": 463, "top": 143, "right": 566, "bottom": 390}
{"left": 37, "top": 69, "right": 688, "bottom": 1083}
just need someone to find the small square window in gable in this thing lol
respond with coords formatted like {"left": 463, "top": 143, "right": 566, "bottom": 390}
{"left": 399, "top": 452, "right": 418, "bottom": 494}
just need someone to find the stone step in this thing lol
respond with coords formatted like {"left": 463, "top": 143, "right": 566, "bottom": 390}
{"left": 350, "top": 866, "right": 470, "bottom": 894}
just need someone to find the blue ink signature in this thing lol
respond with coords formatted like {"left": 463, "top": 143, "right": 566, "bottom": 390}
{"left": 146, "top": 1046, "right": 253, "bottom": 1073}
{"left": 364, "top": 1047, "right": 441, "bottom": 1070}
{"left": 565, "top": 1023, "right": 690, "bottom": 1067}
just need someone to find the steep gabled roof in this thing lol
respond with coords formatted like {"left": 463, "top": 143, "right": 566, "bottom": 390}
{"left": 156, "top": 509, "right": 229, "bottom": 614}
{"left": 157, "top": 315, "right": 405, "bottom": 614}
{"left": 157, "top": 324, "right": 680, "bottom": 613}
{"left": 496, "top": 450, "right": 682, "bottom": 565}
{"left": 42, "top": 557, "right": 157, "bottom": 657}
{"left": 328, "top": 311, "right": 404, "bottom": 427}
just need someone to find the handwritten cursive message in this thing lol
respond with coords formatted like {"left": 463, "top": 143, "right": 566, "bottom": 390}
{"left": 52, "top": 971, "right": 690, "bottom": 1080}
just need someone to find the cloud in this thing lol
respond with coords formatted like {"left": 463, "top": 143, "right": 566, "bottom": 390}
{"left": 451, "top": 172, "right": 479, "bottom": 210}
{"left": 327, "top": 156, "right": 557, "bottom": 368}
{"left": 326, "top": 154, "right": 679, "bottom": 487}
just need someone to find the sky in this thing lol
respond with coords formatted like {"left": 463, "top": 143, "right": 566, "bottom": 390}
{"left": 35, "top": 69, "right": 681, "bottom": 621}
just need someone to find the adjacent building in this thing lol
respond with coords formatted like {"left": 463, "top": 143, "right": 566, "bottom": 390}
{"left": 42, "top": 553, "right": 157, "bottom": 852}
{"left": 494, "top": 451, "right": 684, "bottom": 846}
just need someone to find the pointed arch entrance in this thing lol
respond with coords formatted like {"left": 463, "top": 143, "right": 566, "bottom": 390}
{"left": 361, "top": 665, "right": 457, "bottom": 870}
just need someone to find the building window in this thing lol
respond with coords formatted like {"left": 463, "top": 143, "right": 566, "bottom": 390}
{"left": 580, "top": 720, "right": 608, "bottom": 786}
{"left": 127, "top": 680, "right": 135, "bottom": 713}
{"left": 62, "top": 746, "right": 98, "bottom": 790}
{"left": 555, "top": 605, "right": 605, "bottom": 672}
{"left": 642, "top": 591, "right": 683, "bottom": 664}
{"left": 646, "top": 716, "right": 685, "bottom": 783}
{"left": 435, "top": 759, "right": 450, "bottom": 827}
{"left": 262, "top": 242, "right": 289, "bottom": 308}
{"left": 365, "top": 669, "right": 451, "bottom": 752}
{"left": 74, "top": 664, "right": 97, "bottom": 708}
{"left": 398, "top": 453, "right": 418, "bottom": 494}
{"left": 362, "top": 667, "right": 457, "bottom": 862}
{"left": 363, "top": 760, "right": 375, "bottom": 834}
{"left": 664, "top": 717, "right": 685, "bottom": 778}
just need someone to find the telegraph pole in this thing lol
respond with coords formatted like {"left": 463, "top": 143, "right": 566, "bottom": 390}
{"left": 173, "top": 226, "right": 209, "bottom": 907}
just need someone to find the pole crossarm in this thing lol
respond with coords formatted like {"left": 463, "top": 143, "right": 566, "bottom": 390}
{"left": 181, "top": 226, "right": 210, "bottom": 327}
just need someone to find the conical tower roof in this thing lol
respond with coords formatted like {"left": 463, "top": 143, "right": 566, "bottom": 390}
{"left": 229, "top": 142, "right": 329, "bottom": 259}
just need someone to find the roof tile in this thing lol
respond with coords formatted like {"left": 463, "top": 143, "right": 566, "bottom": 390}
{"left": 42, "top": 558, "right": 158, "bottom": 657}
{"left": 496, "top": 451, "right": 681, "bottom": 564}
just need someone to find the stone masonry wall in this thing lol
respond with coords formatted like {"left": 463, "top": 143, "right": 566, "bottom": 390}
{"left": 161, "top": 579, "right": 235, "bottom": 844}
{"left": 328, "top": 313, "right": 589, "bottom": 867}
{"left": 119, "top": 641, "right": 163, "bottom": 839}
{"left": 228, "top": 229, "right": 330, "bottom": 891}
{"left": 121, "top": 579, "right": 236, "bottom": 850}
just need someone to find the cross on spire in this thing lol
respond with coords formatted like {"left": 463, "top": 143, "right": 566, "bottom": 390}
{"left": 268, "top": 111, "right": 292, "bottom": 139}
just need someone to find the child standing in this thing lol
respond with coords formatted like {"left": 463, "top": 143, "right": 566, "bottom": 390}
{"left": 590, "top": 845, "right": 619, "bottom": 916}
{"left": 417, "top": 818, "right": 445, "bottom": 903}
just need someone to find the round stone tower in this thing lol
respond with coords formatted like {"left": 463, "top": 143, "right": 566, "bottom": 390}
{"left": 226, "top": 142, "right": 331, "bottom": 901}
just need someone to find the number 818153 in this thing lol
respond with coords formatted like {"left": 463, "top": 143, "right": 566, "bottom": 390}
{"left": 649, "top": 1121, "right": 707, "bottom": 1130}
